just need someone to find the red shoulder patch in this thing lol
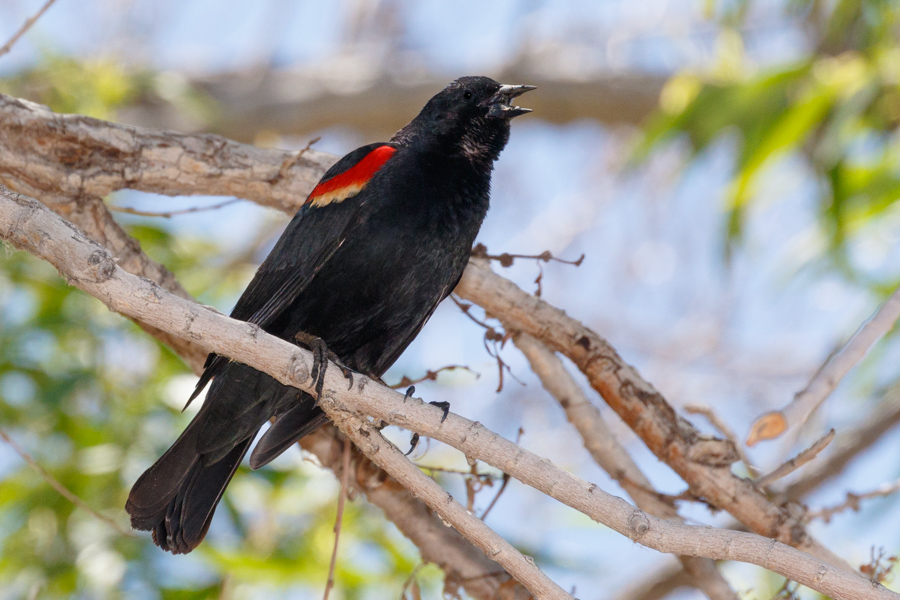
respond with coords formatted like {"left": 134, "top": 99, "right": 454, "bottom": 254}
{"left": 307, "top": 145, "right": 396, "bottom": 207}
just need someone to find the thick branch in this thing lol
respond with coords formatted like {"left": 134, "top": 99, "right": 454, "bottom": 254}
{"left": 0, "top": 93, "right": 330, "bottom": 214}
{"left": 1, "top": 188, "right": 893, "bottom": 600}
{"left": 513, "top": 333, "right": 737, "bottom": 600}
{"left": 0, "top": 187, "right": 554, "bottom": 597}
{"left": 455, "top": 259, "right": 851, "bottom": 571}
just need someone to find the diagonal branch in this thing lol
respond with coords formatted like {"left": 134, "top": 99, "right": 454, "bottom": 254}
{"left": 0, "top": 93, "right": 329, "bottom": 214}
{"left": 747, "top": 284, "right": 900, "bottom": 446}
{"left": 454, "top": 258, "right": 852, "bottom": 572}
{"left": 513, "top": 333, "right": 738, "bottom": 600}
{"left": 1, "top": 187, "right": 895, "bottom": 600}
{"left": 0, "top": 0, "right": 59, "bottom": 58}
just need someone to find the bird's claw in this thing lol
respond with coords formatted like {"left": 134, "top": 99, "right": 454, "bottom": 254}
{"left": 429, "top": 400, "right": 450, "bottom": 423}
{"left": 405, "top": 433, "right": 420, "bottom": 456}
{"left": 294, "top": 332, "right": 354, "bottom": 402}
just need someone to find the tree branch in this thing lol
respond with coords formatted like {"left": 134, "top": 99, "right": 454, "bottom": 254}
{"left": 454, "top": 258, "right": 852, "bottom": 572}
{"left": 0, "top": 94, "right": 525, "bottom": 593}
{"left": 0, "top": 0, "right": 59, "bottom": 58}
{"left": 747, "top": 284, "right": 900, "bottom": 445}
{"left": 513, "top": 333, "right": 738, "bottom": 600}
{"left": 0, "top": 93, "right": 330, "bottom": 214}
{"left": 1, "top": 187, "right": 894, "bottom": 600}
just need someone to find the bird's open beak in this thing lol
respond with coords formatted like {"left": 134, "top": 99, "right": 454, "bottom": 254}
{"left": 486, "top": 84, "right": 536, "bottom": 119}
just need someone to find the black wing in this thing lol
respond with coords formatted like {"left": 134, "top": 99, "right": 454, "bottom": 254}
{"left": 189, "top": 142, "right": 396, "bottom": 401}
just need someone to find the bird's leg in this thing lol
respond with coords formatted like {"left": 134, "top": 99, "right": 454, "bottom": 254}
{"left": 292, "top": 331, "right": 354, "bottom": 401}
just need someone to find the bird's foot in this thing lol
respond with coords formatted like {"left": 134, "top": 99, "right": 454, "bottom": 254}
{"left": 405, "top": 433, "right": 420, "bottom": 456}
{"left": 293, "top": 332, "right": 354, "bottom": 401}
{"left": 401, "top": 391, "right": 449, "bottom": 456}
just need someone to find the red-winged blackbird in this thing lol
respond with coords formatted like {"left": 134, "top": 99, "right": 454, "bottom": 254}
{"left": 126, "top": 76, "right": 534, "bottom": 553}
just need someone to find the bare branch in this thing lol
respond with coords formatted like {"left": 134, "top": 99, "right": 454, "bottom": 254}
{"left": 782, "top": 386, "right": 900, "bottom": 501}
{"left": 0, "top": 92, "right": 329, "bottom": 214}
{"left": 455, "top": 258, "right": 853, "bottom": 572}
{"left": 514, "top": 333, "right": 738, "bottom": 600}
{"left": 0, "top": 0, "right": 59, "bottom": 59}
{"left": 685, "top": 403, "right": 757, "bottom": 475}
{"left": 108, "top": 197, "right": 242, "bottom": 218}
{"left": 1, "top": 187, "right": 894, "bottom": 600}
{"left": 756, "top": 430, "right": 835, "bottom": 489}
{"left": 748, "top": 285, "right": 900, "bottom": 445}
{"left": 806, "top": 479, "right": 900, "bottom": 524}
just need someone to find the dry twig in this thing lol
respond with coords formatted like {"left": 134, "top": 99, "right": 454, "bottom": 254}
{"left": 390, "top": 365, "right": 478, "bottom": 389}
{"left": 323, "top": 437, "right": 352, "bottom": 600}
{"left": 748, "top": 285, "right": 900, "bottom": 445}
{"left": 755, "top": 429, "right": 835, "bottom": 489}
{"left": 109, "top": 197, "right": 242, "bottom": 218}
{"left": 685, "top": 403, "right": 757, "bottom": 475}
{"left": 806, "top": 479, "right": 900, "bottom": 523}
{"left": 0, "top": 0, "right": 59, "bottom": 58}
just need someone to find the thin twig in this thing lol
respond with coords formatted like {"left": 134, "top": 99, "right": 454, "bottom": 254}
{"left": 755, "top": 429, "right": 835, "bottom": 489}
{"left": 748, "top": 284, "right": 900, "bottom": 445}
{"left": 685, "top": 403, "right": 757, "bottom": 475}
{"left": 782, "top": 387, "right": 900, "bottom": 500}
{"left": 480, "top": 473, "right": 511, "bottom": 521}
{"left": 470, "top": 243, "right": 585, "bottom": 268}
{"left": 806, "top": 479, "right": 900, "bottom": 523}
{"left": 269, "top": 136, "right": 321, "bottom": 184}
{"left": 417, "top": 464, "right": 502, "bottom": 478}
{"left": 0, "top": 0, "right": 59, "bottom": 58}
{"left": 390, "top": 365, "right": 479, "bottom": 389}
{"left": 323, "top": 437, "right": 352, "bottom": 600}
{"left": 0, "top": 425, "right": 133, "bottom": 537}
{"left": 399, "top": 563, "right": 426, "bottom": 599}
{"left": 108, "top": 197, "right": 242, "bottom": 218}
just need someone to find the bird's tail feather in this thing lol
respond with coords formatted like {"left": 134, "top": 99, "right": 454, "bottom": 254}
{"left": 126, "top": 418, "right": 254, "bottom": 554}
{"left": 249, "top": 394, "right": 328, "bottom": 469}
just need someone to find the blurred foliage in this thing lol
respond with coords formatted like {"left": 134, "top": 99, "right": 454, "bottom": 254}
{"left": 0, "top": 53, "right": 216, "bottom": 123}
{"left": 0, "top": 228, "right": 435, "bottom": 600}
{"left": 0, "top": 61, "right": 434, "bottom": 600}
{"left": 638, "top": 0, "right": 900, "bottom": 285}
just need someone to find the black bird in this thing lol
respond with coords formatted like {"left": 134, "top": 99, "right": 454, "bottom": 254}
{"left": 126, "top": 76, "right": 534, "bottom": 553}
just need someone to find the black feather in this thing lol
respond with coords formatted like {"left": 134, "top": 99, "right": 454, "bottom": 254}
{"left": 127, "top": 75, "right": 533, "bottom": 552}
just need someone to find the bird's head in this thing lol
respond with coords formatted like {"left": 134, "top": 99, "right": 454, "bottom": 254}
{"left": 393, "top": 76, "right": 535, "bottom": 164}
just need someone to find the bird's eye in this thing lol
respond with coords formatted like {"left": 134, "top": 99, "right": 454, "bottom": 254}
{"left": 463, "top": 90, "right": 473, "bottom": 101}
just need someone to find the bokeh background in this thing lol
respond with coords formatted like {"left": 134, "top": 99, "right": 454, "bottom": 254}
{"left": 2, "top": 1, "right": 900, "bottom": 598}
